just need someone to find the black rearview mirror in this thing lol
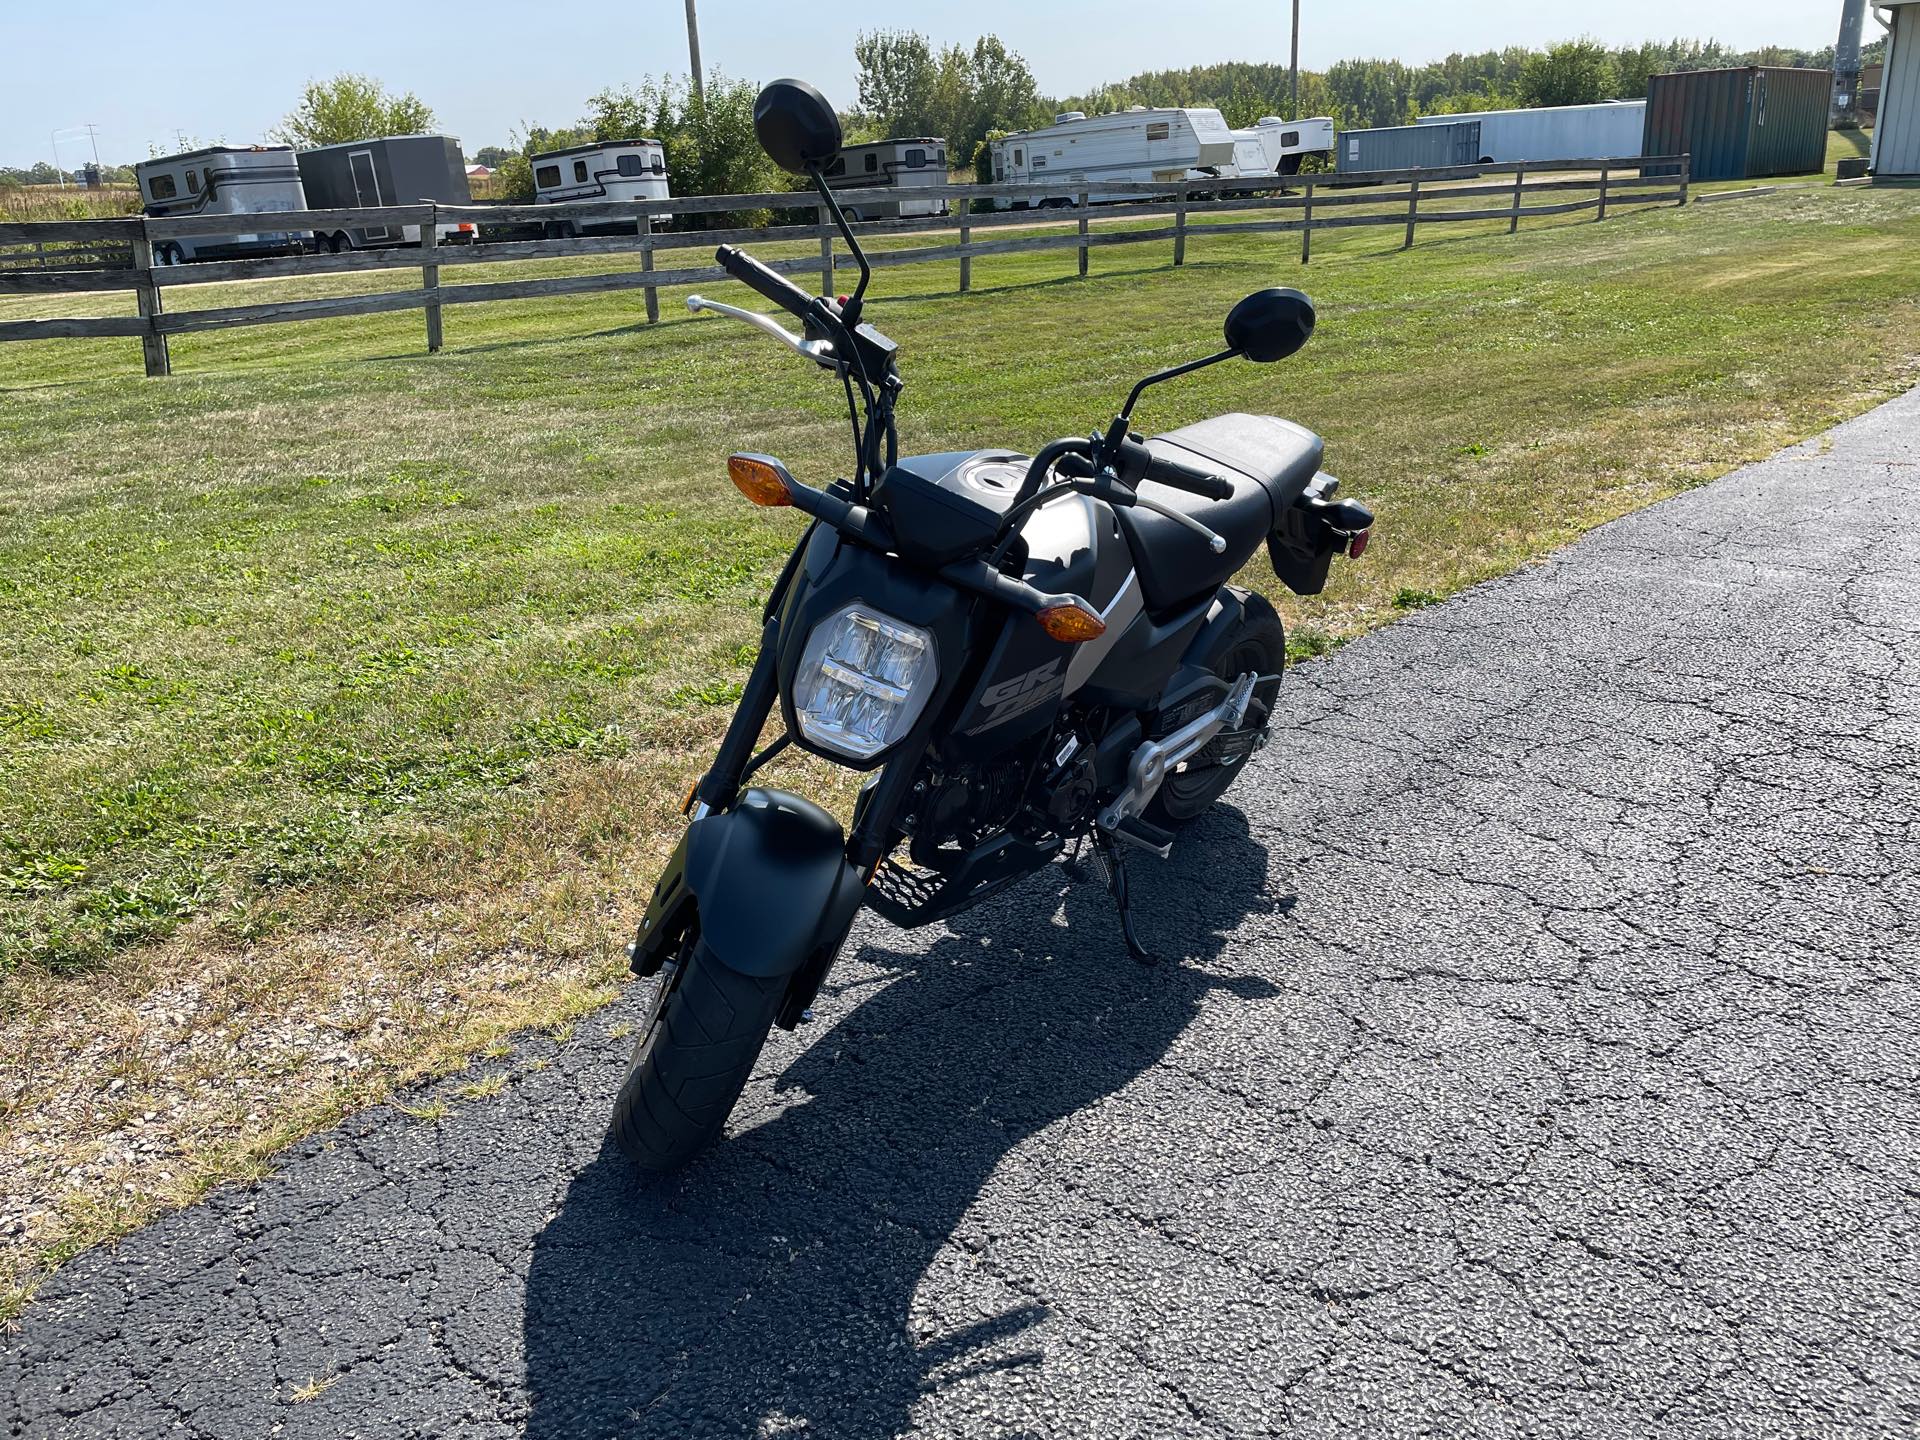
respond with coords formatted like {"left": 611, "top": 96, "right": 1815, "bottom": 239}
{"left": 1225, "top": 288, "right": 1315, "bottom": 363}
{"left": 754, "top": 79, "right": 843, "bottom": 174}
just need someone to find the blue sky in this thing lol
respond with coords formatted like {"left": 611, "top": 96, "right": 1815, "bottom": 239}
{"left": 5, "top": 0, "right": 1847, "bottom": 166}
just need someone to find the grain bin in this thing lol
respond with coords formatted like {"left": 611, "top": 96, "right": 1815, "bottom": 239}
{"left": 1642, "top": 67, "right": 1831, "bottom": 181}
{"left": 1335, "top": 121, "right": 1483, "bottom": 175}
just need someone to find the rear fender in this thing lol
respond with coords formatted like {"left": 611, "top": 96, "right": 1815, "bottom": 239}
{"left": 630, "top": 788, "right": 866, "bottom": 982}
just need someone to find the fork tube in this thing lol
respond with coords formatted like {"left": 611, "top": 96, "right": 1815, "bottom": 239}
{"left": 694, "top": 617, "right": 782, "bottom": 811}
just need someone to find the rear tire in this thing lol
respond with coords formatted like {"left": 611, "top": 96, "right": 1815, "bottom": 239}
{"left": 608, "top": 938, "right": 785, "bottom": 1172}
{"left": 1145, "top": 592, "right": 1286, "bottom": 827}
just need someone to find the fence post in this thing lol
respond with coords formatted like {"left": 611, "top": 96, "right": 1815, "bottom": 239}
{"left": 1077, "top": 191, "right": 1090, "bottom": 277}
{"left": 1597, "top": 164, "right": 1610, "bottom": 222}
{"left": 421, "top": 204, "right": 443, "bottom": 354}
{"left": 1509, "top": 164, "right": 1526, "bottom": 235}
{"left": 1301, "top": 178, "right": 1314, "bottom": 264}
{"left": 640, "top": 211, "right": 659, "bottom": 324}
{"left": 959, "top": 204, "right": 971, "bottom": 294}
{"left": 818, "top": 204, "right": 834, "bottom": 293}
{"left": 1403, "top": 174, "right": 1420, "bottom": 250}
{"left": 1174, "top": 196, "right": 1187, "bottom": 267}
{"left": 131, "top": 220, "right": 170, "bottom": 378}
{"left": 1680, "top": 154, "right": 1691, "bottom": 207}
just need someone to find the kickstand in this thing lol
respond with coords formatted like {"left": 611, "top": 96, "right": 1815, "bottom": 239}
{"left": 1090, "top": 832, "right": 1157, "bottom": 966}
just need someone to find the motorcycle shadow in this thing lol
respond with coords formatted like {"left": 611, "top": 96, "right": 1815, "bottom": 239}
{"left": 523, "top": 804, "right": 1286, "bottom": 1438}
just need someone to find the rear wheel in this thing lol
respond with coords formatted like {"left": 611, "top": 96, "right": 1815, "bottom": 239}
{"left": 1145, "top": 592, "right": 1286, "bottom": 827}
{"left": 608, "top": 934, "right": 785, "bottom": 1172}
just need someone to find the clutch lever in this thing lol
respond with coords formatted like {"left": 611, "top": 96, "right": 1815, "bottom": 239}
{"left": 686, "top": 295, "right": 837, "bottom": 367}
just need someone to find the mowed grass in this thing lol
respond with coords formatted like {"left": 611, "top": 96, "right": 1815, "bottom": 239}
{"left": 3, "top": 184, "right": 1919, "bottom": 1314}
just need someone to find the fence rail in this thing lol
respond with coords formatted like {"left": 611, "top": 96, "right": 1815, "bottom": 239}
{"left": 0, "top": 156, "right": 1688, "bottom": 376}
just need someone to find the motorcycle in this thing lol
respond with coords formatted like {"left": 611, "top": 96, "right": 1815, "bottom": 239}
{"left": 611, "top": 79, "right": 1374, "bottom": 1170}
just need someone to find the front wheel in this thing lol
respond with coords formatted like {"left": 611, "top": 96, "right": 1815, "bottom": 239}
{"left": 1145, "top": 591, "right": 1286, "bottom": 827}
{"left": 608, "top": 935, "right": 785, "bottom": 1172}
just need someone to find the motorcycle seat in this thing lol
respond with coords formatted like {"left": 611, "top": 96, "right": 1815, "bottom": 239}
{"left": 1116, "top": 415, "right": 1325, "bottom": 611}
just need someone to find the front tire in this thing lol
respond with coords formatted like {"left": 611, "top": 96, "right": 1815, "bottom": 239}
{"left": 1145, "top": 592, "right": 1286, "bottom": 827}
{"left": 608, "top": 937, "right": 785, "bottom": 1172}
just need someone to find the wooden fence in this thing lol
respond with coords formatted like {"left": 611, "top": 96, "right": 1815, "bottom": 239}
{"left": 0, "top": 156, "right": 1688, "bottom": 378}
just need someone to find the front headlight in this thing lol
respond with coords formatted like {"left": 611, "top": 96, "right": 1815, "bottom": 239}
{"left": 793, "top": 603, "right": 939, "bottom": 760}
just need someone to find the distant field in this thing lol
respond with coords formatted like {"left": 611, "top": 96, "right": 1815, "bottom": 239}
{"left": 3, "top": 179, "right": 1919, "bottom": 1316}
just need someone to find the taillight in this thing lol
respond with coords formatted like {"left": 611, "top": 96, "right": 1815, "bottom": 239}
{"left": 1347, "top": 528, "right": 1372, "bottom": 559}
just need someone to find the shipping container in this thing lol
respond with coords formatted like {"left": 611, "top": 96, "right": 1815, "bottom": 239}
{"left": 1336, "top": 121, "right": 1483, "bottom": 175}
{"left": 1642, "top": 67, "right": 1831, "bottom": 181}
{"left": 1871, "top": 1, "right": 1920, "bottom": 180}
{"left": 1413, "top": 101, "right": 1645, "bottom": 162}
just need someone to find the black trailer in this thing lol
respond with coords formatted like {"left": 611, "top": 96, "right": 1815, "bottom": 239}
{"left": 296, "top": 135, "right": 474, "bottom": 252}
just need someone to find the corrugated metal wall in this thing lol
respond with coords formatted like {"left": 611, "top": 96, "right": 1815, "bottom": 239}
{"left": 1336, "top": 122, "right": 1482, "bottom": 174}
{"left": 1876, "top": 6, "right": 1920, "bottom": 178}
{"left": 1643, "top": 67, "right": 1831, "bottom": 181}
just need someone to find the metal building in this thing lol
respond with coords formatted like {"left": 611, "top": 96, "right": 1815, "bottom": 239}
{"left": 1335, "top": 121, "right": 1483, "bottom": 175}
{"left": 1873, "top": 0, "right": 1920, "bottom": 181}
{"left": 1414, "top": 102, "right": 1645, "bottom": 163}
{"left": 1641, "top": 67, "right": 1831, "bottom": 182}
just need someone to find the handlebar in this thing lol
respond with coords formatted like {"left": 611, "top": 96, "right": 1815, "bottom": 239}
{"left": 715, "top": 245, "right": 815, "bottom": 321}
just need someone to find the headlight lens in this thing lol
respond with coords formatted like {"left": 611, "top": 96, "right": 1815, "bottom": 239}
{"left": 793, "top": 604, "right": 939, "bottom": 760}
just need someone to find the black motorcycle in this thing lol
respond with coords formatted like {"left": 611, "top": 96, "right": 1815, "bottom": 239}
{"left": 612, "top": 80, "right": 1374, "bottom": 1170}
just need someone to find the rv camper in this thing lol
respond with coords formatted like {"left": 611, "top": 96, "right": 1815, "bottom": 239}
{"left": 989, "top": 108, "right": 1237, "bottom": 207}
{"left": 531, "top": 139, "right": 672, "bottom": 234}
{"left": 823, "top": 138, "right": 950, "bottom": 221}
{"left": 133, "top": 145, "right": 308, "bottom": 265}
{"left": 1222, "top": 117, "right": 1336, "bottom": 180}
{"left": 296, "top": 136, "right": 474, "bottom": 252}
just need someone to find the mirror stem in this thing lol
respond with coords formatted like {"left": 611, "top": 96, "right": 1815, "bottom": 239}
{"left": 807, "top": 164, "right": 871, "bottom": 324}
{"left": 1104, "top": 347, "right": 1241, "bottom": 455}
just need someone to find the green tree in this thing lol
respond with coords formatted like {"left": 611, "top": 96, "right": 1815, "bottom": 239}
{"left": 473, "top": 145, "right": 512, "bottom": 168}
{"left": 855, "top": 31, "right": 940, "bottom": 138}
{"left": 856, "top": 30, "right": 1042, "bottom": 154}
{"left": 1518, "top": 40, "right": 1615, "bottom": 108}
{"left": 273, "top": 74, "right": 436, "bottom": 149}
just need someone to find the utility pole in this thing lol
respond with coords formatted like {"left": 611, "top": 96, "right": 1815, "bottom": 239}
{"left": 84, "top": 123, "right": 101, "bottom": 167}
{"left": 1290, "top": 0, "right": 1301, "bottom": 120}
{"left": 684, "top": 0, "right": 704, "bottom": 103}
{"left": 1832, "top": 0, "right": 1866, "bottom": 127}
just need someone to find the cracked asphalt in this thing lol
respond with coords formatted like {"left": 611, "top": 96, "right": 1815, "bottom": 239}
{"left": 8, "top": 389, "right": 1920, "bottom": 1438}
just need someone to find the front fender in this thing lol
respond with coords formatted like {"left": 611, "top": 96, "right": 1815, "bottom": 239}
{"left": 630, "top": 787, "right": 866, "bottom": 981}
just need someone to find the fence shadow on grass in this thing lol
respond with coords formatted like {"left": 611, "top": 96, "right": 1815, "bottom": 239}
{"left": 521, "top": 803, "right": 1285, "bottom": 1438}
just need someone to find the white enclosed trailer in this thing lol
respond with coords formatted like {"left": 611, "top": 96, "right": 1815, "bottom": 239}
{"left": 134, "top": 145, "right": 308, "bottom": 265}
{"left": 1223, "top": 116, "right": 1337, "bottom": 179}
{"left": 823, "top": 138, "right": 950, "bottom": 221}
{"left": 1413, "top": 101, "right": 1647, "bottom": 162}
{"left": 988, "top": 108, "right": 1237, "bottom": 207}
{"left": 532, "top": 139, "right": 672, "bottom": 234}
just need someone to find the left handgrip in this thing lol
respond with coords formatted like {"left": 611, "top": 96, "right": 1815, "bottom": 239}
{"left": 715, "top": 245, "right": 814, "bottom": 320}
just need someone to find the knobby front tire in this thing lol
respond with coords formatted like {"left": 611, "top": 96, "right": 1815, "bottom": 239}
{"left": 608, "top": 941, "right": 786, "bottom": 1172}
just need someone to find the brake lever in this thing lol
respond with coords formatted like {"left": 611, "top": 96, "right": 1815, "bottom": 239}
{"left": 1130, "top": 493, "right": 1227, "bottom": 554}
{"left": 686, "top": 295, "right": 837, "bottom": 366}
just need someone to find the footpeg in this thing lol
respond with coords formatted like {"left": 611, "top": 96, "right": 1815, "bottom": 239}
{"left": 1108, "top": 816, "right": 1174, "bottom": 859}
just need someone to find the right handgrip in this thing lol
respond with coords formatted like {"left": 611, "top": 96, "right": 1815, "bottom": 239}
{"left": 1144, "top": 454, "right": 1236, "bottom": 501}
{"left": 715, "top": 245, "right": 814, "bottom": 320}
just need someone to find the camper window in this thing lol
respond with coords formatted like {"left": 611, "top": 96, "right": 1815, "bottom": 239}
{"left": 936, "top": 149, "right": 946, "bottom": 165}
{"left": 185, "top": 169, "right": 200, "bottom": 193}
{"left": 149, "top": 174, "right": 177, "bottom": 200}
{"left": 904, "top": 148, "right": 926, "bottom": 168}
{"left": 651, "top": 154, "right": 664, "bottom": 174}
{"left": 573, "top": 160, "right": 589, "bottom": 182}
{"left": 536, "top": 165, "right": 562, "bottom": 188}
{"left": 825, "top": 157, "right": 846, "bottom": 176}
{"left": 864, "top": 153, "right": 878, "bottom": 173}
{"left": 616, "top": 153, "right": 645, "bottom": 176}
{"left": 1146, "top": 122, "right": 1171, "bottom": 141}
{"left": 1281, "top": 131, "right": 1300, "bottom": 147}
{"left": 1012, "top": 148, "right": 1024, "bottom": 165}
{"left": 1032, "top": 155, "right": 1048, "bottom": 168}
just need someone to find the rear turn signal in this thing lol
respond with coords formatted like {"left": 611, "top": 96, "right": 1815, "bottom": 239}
{"left": 1036, "top": 602, "right": 1106, "bottom": 644}
{"left": 728, "top": 454, "right": 794, "bottom": 507}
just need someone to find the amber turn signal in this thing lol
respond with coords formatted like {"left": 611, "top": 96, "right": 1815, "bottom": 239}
{"left": 1035, "top": 602, "right": 1106, "bottom": 644}
{"left": 728, "top": 454, "right": 794, "bottom": 507}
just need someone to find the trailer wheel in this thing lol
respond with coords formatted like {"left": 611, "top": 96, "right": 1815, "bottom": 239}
{"left": 842, "top": 207, "right": 861, "bottom": 223}
{"left": 155, "top": 242, "right": 185, "bottom": 266}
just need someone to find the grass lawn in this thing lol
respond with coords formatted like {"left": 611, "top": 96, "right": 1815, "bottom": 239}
{"left": 3, "top": 181, "right": 1919, "bottom": 1315}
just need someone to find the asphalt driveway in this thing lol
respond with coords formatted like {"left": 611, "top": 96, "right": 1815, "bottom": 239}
{"left": 6, "top": 389, "right": 1918, "bottom": 1438}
